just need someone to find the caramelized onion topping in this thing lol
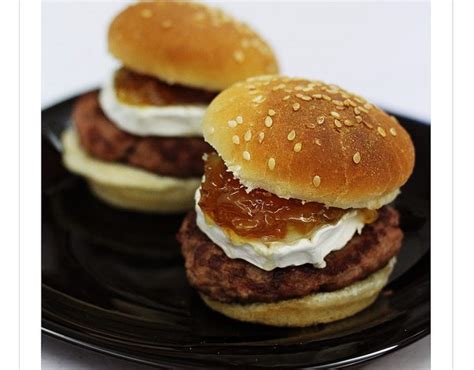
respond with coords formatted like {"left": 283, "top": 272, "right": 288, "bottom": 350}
{"left": 199, "top": 153, "right": 378, "bottom": 242}
{"left": 114, "top": 68, "right": 217, "bottom": 106}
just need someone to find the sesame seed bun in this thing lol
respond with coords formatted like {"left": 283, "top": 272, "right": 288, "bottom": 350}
{"left": 108, "top": 1, "right": 279, "bottom": 92}
{"left": 61, "top": 128, "right": 200, "bottom": 213}
{"left": 202, "top": 76, "right": 415, "bottom": 209}
{"left": 200, "top": 257, "right": 395, "bottom": 327}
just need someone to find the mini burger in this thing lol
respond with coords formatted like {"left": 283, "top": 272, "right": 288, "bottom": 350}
{"left": 62, "top": 1, "right": 278, "bottom": 213}
{"left": 178, "top": 75, "right": 415, "bottom": 327}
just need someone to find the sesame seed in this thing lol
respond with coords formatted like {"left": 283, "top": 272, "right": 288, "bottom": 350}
{"left": 244, "top": 130, "right": 252, "bottom": 141}
{"left": 313, "top": 94, "right": 322, "bottom": 99}
{"left": 377, "top": 127, "right": 387, "bottom": 137}
{"left": 317, "top": 116, "right": 325, "bottom": 124}
{"left": 141, "top": 9, "right": 152, "bottom": 18}
{"left": 315, "top": 138, "right": 322, "bottom": 146}
{"left": 287, "top": 130, "right": 296, "bottom": 141}
{"left": 390, "top": 116, "right": 398, "bottom": 123}
{"left": 353, "top": 152, "right": 361, "bottom": 164}
{"left": 312, "top": 175, "right": 321, "bottom": 188}
{"left": 364, "top": 103, "right": 373, "bottom": 110}
{"left": 267, "top": 157, "right": 276, "bottom": 170}
{"left": 161, "top": 20, "right": 172, "bottom": 28}
{"left": 236, "top": 116, "right": 243, "bottom": 124}
{"left": 363, "top": 121, "right": 374, "bottom": 129}
{"left": 233, "top": 50, "right": 245, "bottom": 63}
{"left": 292, "top": 103, "right": 301, "bottom": 111}
{"left": 355, "top": 115, "right": 363, "bottom": 123}
{"left": 354, "top": 97, "right": 365, "bottom": 104}
{"left": 282, "top": 95, "right": 290, "bottom": 101}
{"left": 306, "top": 123, "right": 316, "bottom": 129}
{"left": 344, "top": 119, "right": 354, "bottom": 127}
{"left": 330, "top": 111, "right": 340, "bottom": 118}
{"left": 358, "top": 106, "right": 369, "bottom": 114}
{"left": 334, "top": 119, "right": 343, "bottom": 128}
{"left": 296, "top": 94, "right": 312, "bottom": 101}
{"left": 232, "top": 135, "right": 240, "bottom": 144}
{"left": 322, "top": 95, "right": 332, "bottom": 101}
{"left": 293, "top": 142, "right": 302, "bottom": 152}
{"left": 333, "top": 100, "right": 344, "bottom": 106}
{"left": 390, "top": 127, "right": 397, "bottom": 136}
{"left": 336, "top": 106, "right": 345, "bottom": 110}
{"left": 242, "top": 151, "right": 251, "bottom": 160}
{"left": 253, "top": 95, "right": 265, "bottom": 104}
{"left": 264, "top": 116, "right": 273, "bottom": 127}
{"left": 354, "top": 107, "right": 361, "bottom": 115}
{"left": 258, "top": 132, "right": 265, "bottom": 143}
{"left": 272, "top": 84, "right": 285, "bottom": 91}
{"left": 268, "top": 109, "right": 276, "bottom": 116}
{"left": 228, "top": 120, "right": 237, "bottom": 128}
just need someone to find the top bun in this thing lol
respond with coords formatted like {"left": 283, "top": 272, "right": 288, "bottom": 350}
{"left": 108, "top": 1, "right": 279, "bottom": 92}
{"left": 202, "top": 76, "right": 415, "bottom": 209}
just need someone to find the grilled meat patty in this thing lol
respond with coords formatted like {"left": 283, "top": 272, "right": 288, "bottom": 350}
{"left": 178, "top": 206, "right": 402, "bottom": 304}
{"left": 73, "top": 92, "right": 213, "bottom": 178}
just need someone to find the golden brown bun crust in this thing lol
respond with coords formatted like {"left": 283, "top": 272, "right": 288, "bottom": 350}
{"left": 61, "top": 128, "right": 200, "bottom": 213}
{"left": 108, "top": 1, "right": 279, "bottom": 91}
{"left": 202, "top": 76, "right": 415, "bottom": 209}
{"left": 201, "top": 258, "right": 395, "bottom": 327}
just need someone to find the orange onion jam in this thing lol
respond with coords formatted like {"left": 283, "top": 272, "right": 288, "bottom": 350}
{"left": 114, "top": 67, "right": 217, "bottom": 106}
{"left": 198, "top": 153, "right": 378, "bottom": 243}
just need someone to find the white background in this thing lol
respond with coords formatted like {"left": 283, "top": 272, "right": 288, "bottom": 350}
{"left": 41, "top": 1, "right": 430, "bottom": 369}
{"left": 42, "top": 0, "right": 430, "bottom": 122}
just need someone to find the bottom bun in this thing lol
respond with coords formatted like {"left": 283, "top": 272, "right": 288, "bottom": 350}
{"left": 61, "top": 128, "right": 200, "bottom": 213}
{"left": 201, "top": 257, "right": 396, "bottom": 327}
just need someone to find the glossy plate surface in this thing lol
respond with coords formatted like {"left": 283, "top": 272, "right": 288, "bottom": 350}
{"left": 42, "top": 94, "right": 430, "bottom": 369}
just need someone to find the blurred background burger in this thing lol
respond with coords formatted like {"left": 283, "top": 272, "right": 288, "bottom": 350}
{"left": 61, "top": 0, "right": 278, "bottom": 213}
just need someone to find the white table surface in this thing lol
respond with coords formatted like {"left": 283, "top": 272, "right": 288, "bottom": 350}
{"left": 42, "top": 1, "right": 430, "bottom": 368}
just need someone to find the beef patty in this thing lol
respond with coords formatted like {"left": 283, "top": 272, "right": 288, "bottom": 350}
{"left": 73, "top": 92, "right": 214, "bottom": 178}
{"left": 178, "top": 206, "right": 402, "bottom": 304}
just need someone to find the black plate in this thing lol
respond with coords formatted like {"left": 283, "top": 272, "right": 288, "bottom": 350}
{"left": 42, "top": 93, "right": 430, "bottom": 369}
